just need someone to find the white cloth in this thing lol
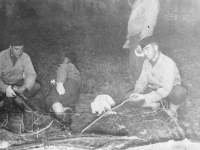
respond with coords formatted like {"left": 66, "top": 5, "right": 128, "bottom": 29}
{"left": 91, "top": 94, "right": 115, "bottom": 115}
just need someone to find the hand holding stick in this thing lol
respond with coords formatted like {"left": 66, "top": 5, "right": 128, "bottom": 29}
{"left": 81, "top": 98, "right": 130, "bottom": 134}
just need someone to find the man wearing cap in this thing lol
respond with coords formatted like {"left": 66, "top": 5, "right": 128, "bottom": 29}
{"left": 126, "top": 36, "right": 187, "bottom": 118}
{"left": 0, "top": 35, "right": 41, "bottom": 112}
{"left": 123, "top": 0, "right": 160, "bottom": 81}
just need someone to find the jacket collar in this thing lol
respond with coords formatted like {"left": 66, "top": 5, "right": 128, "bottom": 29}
{"left": 5, "top": 48, "right": 24, "bottom": 60}
{"left": 154, "top": 52, "right": 164, "bottom": 67}
{"left": 148, "top": 52, "right": 163, "bottom": 68}
{"left": 4, "top": 48, "right": 11, "bottom": 60}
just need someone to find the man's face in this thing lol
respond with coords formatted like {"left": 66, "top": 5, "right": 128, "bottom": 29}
{"left": 63, "top": 57, "right": 70, "bottom": 64}
{"left": 142, "top": 44, "right": 157, "bottom": 60}
{"left": 10, "top": 45, "right": 24, "bottom": 58}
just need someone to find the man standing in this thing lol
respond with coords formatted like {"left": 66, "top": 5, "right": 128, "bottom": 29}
{"left": 126, "top": 36, "right": 187, "bottom": 119}
{"left": 0, "top": 35, "right": 41, "bottom": 111}
{"left": 123, "top": 0, "right": 160, "bottom": 81}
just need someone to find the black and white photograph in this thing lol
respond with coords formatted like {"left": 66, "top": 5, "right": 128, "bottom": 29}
{"left": 0, "top": 0, "right": 200, "bottom": 149}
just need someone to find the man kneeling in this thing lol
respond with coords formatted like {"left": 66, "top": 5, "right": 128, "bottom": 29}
{"left": 126, "top": 36, "right": 187, "bottom": 119}
{"left": 0, "top": 35, "right": 41, "bottom": 112}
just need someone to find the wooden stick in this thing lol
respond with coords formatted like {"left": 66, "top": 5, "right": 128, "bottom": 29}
{"left": 11, "top": 135, "right": 147, "bottom": 150}
{"left": 11, "top": 143, "right": 44, "bottom": 150}
{"left": 81, "top": 98, "right": 130, "bottom": 134}
{"left": 20, "top": 120, "right": 53, "bottom": 137}
{"left": 47, "top": 135, "right": 148, "bottom": 144}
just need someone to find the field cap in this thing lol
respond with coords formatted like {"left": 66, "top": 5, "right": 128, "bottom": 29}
{"left": 9, "top": 35, "right": 24, "bottom": 46}
{"left": 139, "top": 36, "right": 157, "bottom": 49}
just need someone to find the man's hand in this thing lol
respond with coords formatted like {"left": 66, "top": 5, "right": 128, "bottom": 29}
{"left": 123, "top": 39, "right": 130, "bottom": 49}
{"left": 135, "top": 45, "right": 144, "bottom": 57}
{"left": 129, "top": 93, "right": 145, "bottom": 102}
{"left": 136, "top": 45, "right": 142, "bottom": 53}
{"left": 6, "top": 85, "right": 16, "bottom": 97}
{"left": 56, "top": 82, "right": 65, "bottom": 95}
{"left": 13, "top": 86, "right": 26, "bottom": 94}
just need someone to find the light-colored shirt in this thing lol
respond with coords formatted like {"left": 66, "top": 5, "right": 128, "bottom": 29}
{"left": 134, "top": 52, "right": 181, "bottom": 105}
{"left": 127, "top": 0, "right": 160, "bottom": 39}
{"left": 0, "top": 48, "right": 37, "bottom": 93}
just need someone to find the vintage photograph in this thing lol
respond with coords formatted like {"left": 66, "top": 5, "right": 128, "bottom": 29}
{"left": 0, "top": 0, "right": 200, "bottom": 149}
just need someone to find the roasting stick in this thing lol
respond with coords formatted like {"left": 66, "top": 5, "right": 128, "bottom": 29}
{"left": 81, "top": 98, "right": 130, "bottom": 134}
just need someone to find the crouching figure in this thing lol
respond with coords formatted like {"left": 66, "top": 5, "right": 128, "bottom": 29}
{"left": 45, "top": 51, "right": 81, "bottom": 128}
{"left": 125, "top": 36, "right": 187, "bottom": 120}
{"left": 0, "top": 35, "right": 41, "bottom": 112}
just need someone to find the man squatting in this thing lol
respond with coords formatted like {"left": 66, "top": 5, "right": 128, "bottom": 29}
{"left": 126, "top": 36, "right": 187, "bottom": 119}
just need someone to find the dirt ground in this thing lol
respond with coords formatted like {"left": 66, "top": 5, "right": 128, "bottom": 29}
{"left": 1, "top": 0, "right": 200, "bottom": 149}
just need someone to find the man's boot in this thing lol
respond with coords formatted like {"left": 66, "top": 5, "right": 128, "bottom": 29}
{"left": 166, "top": 103, "right": 185, "bottom": 138}
{"left": 52, "top": 107, "right": 73, "bottom": 129}
{"left": 166, "top": 103, "right": 179, "bottom": 119}
{"left": 13, "top": 96, "right": 32, "bottom": 112}
{"left": 23, "top": 111, "right": 34, "bottom": 133}
{"left": 151, "top": 102, "right": 161, "bottom": 111}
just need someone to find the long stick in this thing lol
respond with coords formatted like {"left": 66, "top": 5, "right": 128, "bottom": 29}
{"left": 20, "top": 120, "right": 53, "bottom": 136}
{"left": 81, "top": 98, "right": 130, "bottom": 134}
{"left": 47, "top": 135, "right": 148, "bottom": 144}
{"left": 12, "top": 135, "right": 147, "bottom": 150}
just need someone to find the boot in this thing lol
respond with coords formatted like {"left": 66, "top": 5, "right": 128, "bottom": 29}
{"left": 51, "top": 108, "right": 73, "bottom": 129}
{"left": 13, "top": 96, "right": 32, "bottom": 112}
{"left": 23, "top": 111, "right": 34, "bottom": 133}
{"left": 151, "top": 102, "right": 161, "bottom": 111}
{"left": 166, "top": 103, "right": 179, "bottom": 118}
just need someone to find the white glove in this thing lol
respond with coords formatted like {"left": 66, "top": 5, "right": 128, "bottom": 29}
{"left": 56, "top": 82, "right": 65, "bottom": 95}
{"left": 135, "top": 45, "right": 144, "bottom": 57}
{"left": 6, "top": 85, "right": 16, "bottom": 97}
{"left": 123, "top": 39, "right": 130, "bottom": 49}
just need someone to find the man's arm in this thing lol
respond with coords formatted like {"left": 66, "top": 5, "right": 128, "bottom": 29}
{"left": 127, "top": 0, "right": 141, "bottom": 9}
{"left": 0, "top": 61, "right": 17, "bottom": 97}
{"left": 0, "top": 73, "right": 9, "bottom": 93}
{"left": 23, "top": 56, "right": 37, "bottom": 91}
{"left": 56, "top": 63, "right": 70, "bottom": 95}
{"left": 140, "top": 0, "right": 160, "bottom": 39}
{"left": 126, "top": 0, "right": 142, "bottom": 40}
{"left": 56, "top": 64, "right": 69, "bottom": 84}
{"left": 128, "top": 67, "right": 148, "bottom": 102}
{"left": 131, "top": 0, "right": 142, "bottom": 10}
{"left": 0, "top": 59, "right": 9, "bottom": 93}
{"left": 144, "top": 62, "right": 176, "bottom": 104}
{"left": 134, "top": 68, "right": 148, "bottom": 94}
